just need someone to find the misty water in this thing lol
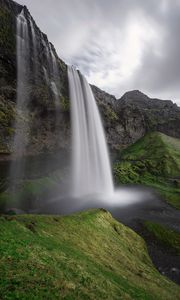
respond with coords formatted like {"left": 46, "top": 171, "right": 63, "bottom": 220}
{"left": 68, "top": 66, "right": 114, "bottom": 198}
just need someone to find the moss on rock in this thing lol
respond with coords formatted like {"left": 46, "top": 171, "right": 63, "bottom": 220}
{"left": 143, "top": 221, "right": 180, "bottom": 255}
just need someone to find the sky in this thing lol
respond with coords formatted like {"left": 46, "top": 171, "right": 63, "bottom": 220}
{"left": 17, "top": 0, "right": 180, "bottom": 105}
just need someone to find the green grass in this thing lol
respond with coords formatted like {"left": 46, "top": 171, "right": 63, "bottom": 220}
{"left": 143, "top": 221, "right": 180, "bottom": 255}
{"left": 114, "top": 132, "right": 180, "bottom": 209}
{"left": 0, "top": 209, "right": 179, "bottom": 299}
{"left": 61, "top": 96, "right": 70, "bottom": 112}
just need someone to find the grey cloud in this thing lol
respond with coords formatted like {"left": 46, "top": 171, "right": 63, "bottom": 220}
{"left": 129, "top": 0, "right": 180, "bottom": 103}
{"left": 16, "top": 0, "right": 180, "bottom": 104}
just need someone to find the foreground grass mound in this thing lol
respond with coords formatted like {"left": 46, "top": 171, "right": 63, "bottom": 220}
{"left": 114, "top": 132, "right": 180, "bottom": 209}
{"left": 0, "top": 209, "right": 180, "bottom": 299}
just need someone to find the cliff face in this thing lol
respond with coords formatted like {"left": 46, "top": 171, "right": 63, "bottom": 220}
{"left": 0, "top": 0, "right": 180, "bottom": 159}
{"left": 117, "top": 90, "right": 180, "bottom": 140}
{"left": 0, "top": 0, "right": 70, "bottom": 157}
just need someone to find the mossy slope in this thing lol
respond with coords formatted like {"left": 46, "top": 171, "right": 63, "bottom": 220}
{"left": 0, "top": 209, "right": 180, "bottom": 299}
{"left": 114, "top": 132, "right": 180, "bottom": 209}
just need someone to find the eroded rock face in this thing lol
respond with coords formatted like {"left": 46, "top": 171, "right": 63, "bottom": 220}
{"left": 0, "top": 0, "right": 180, "bottom": 160}
{"left": 118, "top": 90, "right": 180, "bottom": 140}
{"left": 92, "top": 88, "right": 180, "bottom": 151}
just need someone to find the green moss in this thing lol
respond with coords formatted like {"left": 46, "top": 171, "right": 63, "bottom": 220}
{"left": 105, "top": 106, "right": 118, "bottom": 121}
{"left": 114, "top": 132, "right": 180, "bottom": 209}
{"left": 0, "top": 97, "right": 15, "bottom": 151}
{"left": 143, "top": 221, "right": 180, "bottom": 255}
{"left": 0, "top": 209, "right": 179, "bottom": 299}
{"left": 99, "top": 102, "right": 118, "bottom": 122}
{"left": 0, "top": 7, "right": 16, "bottom": 54}
{"left": 5, "top": 126, "right": 15, "bottom": 136}
{"left": 61, "top": 96, "right": 70, "bottom": 112}
{"left": 114, "top": 161, "right": 140, "bottom": 184}
{"left": 0, "top": 97, "right": 15, "bottom": 127}
{"left": 121, "top": 132, "right": 180, "bottom": 177}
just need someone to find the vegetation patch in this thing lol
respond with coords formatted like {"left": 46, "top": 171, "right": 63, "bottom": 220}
{"left": 61, "top": 96, "right": 70, "bottom": 112}
{"left": 114, "top": 132, "right": 180, "bottom": 209}
{"left": 0, "top": 209, "right": 179, "bottom": 299}
{"left": 143, "top": 221, "right": 180, "bottom": 255}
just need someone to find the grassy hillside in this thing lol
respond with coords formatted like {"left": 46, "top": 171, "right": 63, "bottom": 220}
{"left": 0, "top": 209, "right": 179, "bottom": 299}
{"left": 114, "top": 132, "right": 180, "bottom": 209}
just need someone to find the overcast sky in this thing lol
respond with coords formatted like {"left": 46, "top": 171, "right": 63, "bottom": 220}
{"left": 17, "top": 0, "right": 180, "bottom": 104}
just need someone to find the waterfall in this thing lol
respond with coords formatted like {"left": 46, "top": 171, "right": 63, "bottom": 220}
{"left": 49, "top": 45, "right": 60, "bottom": 108}
{"left": 10, "top": 8, "right": 30, "bottom": 187}
{"left": 29, "top": 18, "right": 38, "bottom": 81}
{"left": 68, "top": 66, "right": 114, "bottom": 198}
{"left": 42, "top": 36, "right": 61, "bottom": 107}
{"left": 41, "top": 34, "right": 51, "bottom": 84}
{"left": 43, "top": 66, "right": 49, "bottom": 85}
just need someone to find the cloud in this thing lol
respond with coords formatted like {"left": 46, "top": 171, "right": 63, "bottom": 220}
{"left": 16, "top": 0, "right": 180, "bottom": 104}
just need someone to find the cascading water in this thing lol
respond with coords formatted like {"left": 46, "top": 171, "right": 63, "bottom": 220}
{"left": 68, "top": 66, "right": 114, "bottom": 198}
{"left": 49, "top": 44, "right": 61, "bottom": 108}
{"left": 41, "top": 36, "right": 52, "bottom": 85}
{"left": 10, "top": 8, "right": 30, "bottom": 187}
{"left": 68, "top": 66, "right": 152, "bottom": 207}
{"left": 41, "top": 36, "right": 61, "bottom": 108}
{"left": 29, "top": 18, "right": 38, "bottom": 81}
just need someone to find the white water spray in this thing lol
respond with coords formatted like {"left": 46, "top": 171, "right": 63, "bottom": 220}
{"left": 68, "top": 66, "right": 114, "bottom": 198}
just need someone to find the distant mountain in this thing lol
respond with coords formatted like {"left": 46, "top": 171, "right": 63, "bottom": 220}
{"left": 93, "top": 87, "right": 180, "bottom": 150}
